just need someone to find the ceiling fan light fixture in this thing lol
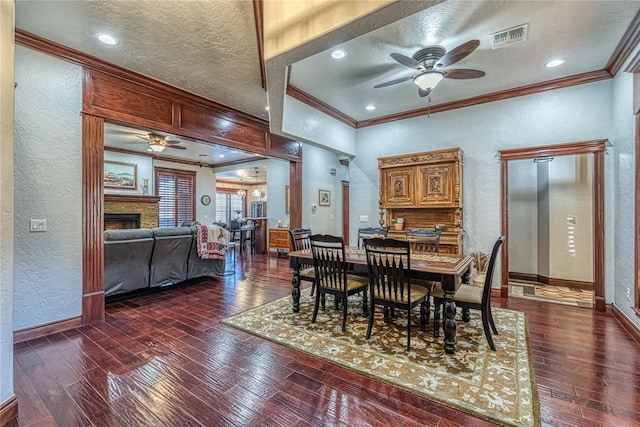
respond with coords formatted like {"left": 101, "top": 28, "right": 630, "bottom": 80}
{"left": 413, "top": 71, "right": 444, "bottom": 91}
{"left": 148, "top": 142, "right": 166, "bottom": 153}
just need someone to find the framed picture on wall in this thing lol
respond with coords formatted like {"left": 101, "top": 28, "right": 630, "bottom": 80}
{"left": 104, "top": 160, "right": 137, "bottom": 190}
{"left": 319, "top": 189, "right": 331, "bottom": 206}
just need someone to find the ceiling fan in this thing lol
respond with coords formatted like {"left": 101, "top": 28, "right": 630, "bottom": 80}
{"left": 126, "top": 133, "right": 187, "bottom": 153}
{"left": 374, "top": 39, "right": 485, "bottom": 97}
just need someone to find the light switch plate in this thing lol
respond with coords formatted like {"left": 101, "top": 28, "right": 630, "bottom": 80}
{"left": 30, "top": 219, "right": 47, "bottom": 232}
{"left": 359, "top": 215, "right": 368, "bottom": 222}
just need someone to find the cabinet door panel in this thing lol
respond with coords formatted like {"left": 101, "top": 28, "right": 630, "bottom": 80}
{"left": 417, "top": 164, "right": 455, "bottom": 206}
{"left": 382, "top": 167, "right": 415, "bottom": 207}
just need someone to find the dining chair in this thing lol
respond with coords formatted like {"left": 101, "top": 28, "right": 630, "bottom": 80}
{"left": 404, "top": 229, "right": 440, "bottom": 254}
{"left": 288, "top": 228, "right": 316, "bottom": 295}
{"left": 310, "top": 234, "right": 369, "bottom": 332}
{"left": 432, "top": 236, "right": 505, "bottom": 351}
{"left": 364, "top": 237, "right": 430, "bottom": 351}
{"left": 357, "top": 227, "right": 388, "bottom": 247}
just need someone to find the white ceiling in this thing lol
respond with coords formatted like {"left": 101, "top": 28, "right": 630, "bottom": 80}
{"left": 15, "top": 1, "right": 640, "bottom": 134}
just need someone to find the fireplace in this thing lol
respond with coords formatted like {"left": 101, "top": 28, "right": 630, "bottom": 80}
{"left": 105, "top": 213, "right": 141, "bottom": 230}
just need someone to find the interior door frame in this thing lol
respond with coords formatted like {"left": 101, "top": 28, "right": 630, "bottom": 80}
{"left": 498, "top": 139, "right": 607, "bottom": 312}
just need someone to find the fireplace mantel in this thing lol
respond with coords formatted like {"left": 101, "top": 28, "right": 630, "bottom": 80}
{"left": 104, "top": 194, "right": 160, "bottom": 203}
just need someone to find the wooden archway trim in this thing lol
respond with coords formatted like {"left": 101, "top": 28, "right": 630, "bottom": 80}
{"left": 498, "top": 139, "right": 607, "bottom": 312}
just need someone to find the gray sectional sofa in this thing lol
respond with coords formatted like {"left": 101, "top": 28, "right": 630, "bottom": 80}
{"left": 104, "top": 226, "right": 226, "bottom": 299}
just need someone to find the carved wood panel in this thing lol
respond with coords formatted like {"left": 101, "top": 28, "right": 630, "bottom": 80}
{"left": 416, "top": 163, "right": 455, "bottom": 206}
{"left": 381, "top": 167, "right": 414, "bottom": 207}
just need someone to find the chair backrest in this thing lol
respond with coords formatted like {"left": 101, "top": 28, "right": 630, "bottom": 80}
{"left": 364, "top": 237, "right": 411, "bottom": 302}
{"left": 309, "top": 234, "right": 348, "bottom": 291}
{"left": 357, "top": 227, "right": 388, "bottom": 247}
{"left": 404, "top": 229, "right": 440, "bottom": 253}
{"left": 289, "top": 228, "right": 312, "bottom": 251}
{"left": 481, "top": 236, "right": 506, "bottom": 308}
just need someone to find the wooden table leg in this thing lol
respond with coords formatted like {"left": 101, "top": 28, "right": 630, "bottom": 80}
{"left": 443, "top": 289, "right": 457, "bottom": 354}
{"left": 291, "top": 268, "right": 300, "bottom": 312}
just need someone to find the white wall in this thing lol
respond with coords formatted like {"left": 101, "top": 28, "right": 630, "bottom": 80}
{"left": 13, "top": 46, "right": 83, "bottom": 330}
{"left": 508, "top": 159, "right": 538, "bottom": 274}
{"left": 611, "top": 48, "right": 639, "bottom": 324}
{"left": 301, "top": 143, "right": 343, "bottom": 235}
{"left": 0, "top": 0, "right": 15, "bottom": 407}
{"left": 548, "top": 154, "right": 593, "bottom": 282}
{"left": 104, "top": 151, "right": 154, "bottom": 195}
{"left": 354, "top": 81, "right": 613, "bottom": 287}
{"left": 283, "top": 95, "right": 357, "bottom": 156}
{"left": 264, "top": 158, "right": 290, "bottom": 228}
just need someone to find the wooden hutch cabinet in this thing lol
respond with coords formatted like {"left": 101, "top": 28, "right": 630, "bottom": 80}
{"left": 378, "top": 147, "right": 464, "bottom": 254}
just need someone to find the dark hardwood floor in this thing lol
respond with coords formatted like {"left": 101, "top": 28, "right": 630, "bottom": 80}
{"left": 10, "top": 252, "right": 640, "bottom": 426}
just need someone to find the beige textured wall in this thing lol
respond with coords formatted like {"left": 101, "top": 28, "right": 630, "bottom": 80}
{"left": 263, "top": 0, "right": 392, "bottom": 59}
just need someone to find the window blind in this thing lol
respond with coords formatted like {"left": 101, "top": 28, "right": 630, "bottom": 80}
{"left": 156, "top": 168, "right": 195, "bottom": 227}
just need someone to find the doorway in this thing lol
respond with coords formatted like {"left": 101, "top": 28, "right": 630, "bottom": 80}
{"left": 506, "top": 155, "right": 594, "bottom": 308}
{"left": 499, "top": 139, "right": 607, "bottom": 312}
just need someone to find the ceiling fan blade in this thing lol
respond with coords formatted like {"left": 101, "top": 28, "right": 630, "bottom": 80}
{"left": 166, "top": 144, "right": 186, "bottom": 150}
{"left": 374, "top": 75, "right": 414, "bottom": 88}
{"left": 390, "top": 53, "right": 422, "bottom": 70}
{"left": 418, "top": 88, "right": 431, "bottom": 98}
{"left": 444, "top": 69, "right": 485, "bottom": 79}
{"left": 435, "top": 39, "right": 480, "bottom": 69}
{"left": 165, "top": 139, "right": 182, "bottom": 145}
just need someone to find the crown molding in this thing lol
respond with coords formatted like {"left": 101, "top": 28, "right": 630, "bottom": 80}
{"left": 607, "top": 9, "right": 640, "bottom": 75}
{"left": 357, "top": 70, "right": 612, "bottom": 128}
{"left": 287, "top": 85, "right": 357, "bottom": 128}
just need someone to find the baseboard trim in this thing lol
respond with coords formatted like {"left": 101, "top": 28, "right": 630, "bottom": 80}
{"left": 611, "top": 304, "right": 640, "bottom": 345}
{"left": 13, "top": 316, "right": 82, "bottom": 343}
{"left": 509, "top": 272, "right": 593, "bottom": 290}
{"left": 508, "top": 272, "right": 538, "bottom": 282}
{"left": 0, "top": 395, "right": 18, "bottom": 426}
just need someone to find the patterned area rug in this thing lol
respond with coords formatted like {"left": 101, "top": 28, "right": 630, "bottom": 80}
{"left": 222, "top": 289, "right": 540, "bottom": 427}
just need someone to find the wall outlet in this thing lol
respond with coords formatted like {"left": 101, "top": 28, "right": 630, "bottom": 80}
{"left": 627, "top": 287, "right": 632, "bottom": 302}
{"left": 30, "top": 219, "right": 47, "bottom": 232}
{"left": 359, "top": 215, "right": 368, "bottom": 223}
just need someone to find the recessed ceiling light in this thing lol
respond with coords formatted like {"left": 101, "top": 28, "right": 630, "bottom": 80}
{"left": 219, "top": 154, "right": 225, "bottom": 158}
{"left": 331, "top": 49, "right": 346, "bottom": 59}
{"left": 96, "top": 33, "right": 118, "bottom": 46}
{"left": 545, "top": 59, "right": 565, "bottom": 68}
{"left": 365, "top": 105, "right": 376, "bottom": 111}
{"left": 265, "top": 106, "right": 270, "bottom": 111}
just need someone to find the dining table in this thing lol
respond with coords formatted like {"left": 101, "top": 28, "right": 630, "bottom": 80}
{"left": 288, "top": 247, "right": 473, "bottom": 354}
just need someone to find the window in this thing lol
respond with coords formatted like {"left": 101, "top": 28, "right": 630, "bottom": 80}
{"left": 155, "top": 167, "right": 195, "bottom": 227}
{"left": 216, "top": 188, "right": 246, "bottom": 223}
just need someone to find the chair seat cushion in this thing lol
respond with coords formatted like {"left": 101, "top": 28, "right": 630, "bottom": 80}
{"left": 373, "top": 284, "right": 429, "bottom": 303}
{"left": 299, "top": 267, "right": 315, "bottom": 279}
{"left": 432, "top": 283, "right": 482, "bottom": 304}
{"left": 345, "top": 275, "right": 369, "bottom": 291}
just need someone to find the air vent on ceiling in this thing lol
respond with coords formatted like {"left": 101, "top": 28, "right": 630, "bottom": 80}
{"left": 490, "top": 23, "right": 528, "bottom": 49}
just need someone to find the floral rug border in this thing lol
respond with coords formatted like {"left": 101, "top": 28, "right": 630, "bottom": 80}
{"left": 221, "top": 289, "right": 540, "bottom": 427}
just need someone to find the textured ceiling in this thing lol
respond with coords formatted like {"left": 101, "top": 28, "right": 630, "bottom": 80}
{"left": 15, "top": 1, "right": 640, "bottom": 131}
{"left": 15, "top": 0, "right": 268, "bottom": 120}
{"left": 290, "top": 1, "right": 640, "bottom": 121}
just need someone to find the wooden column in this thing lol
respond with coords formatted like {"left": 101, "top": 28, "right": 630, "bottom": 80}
{"left": 500, "top": 159, "right": 509, "bottom": 298}
{"left": 82, "top": 113, "right": 105, "bottom": 324}
{"left": 593, "top": 150, "right": 605, "bottom": 312}
{"left": 290, "top": 160, "right": 302, "bottom": 229}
